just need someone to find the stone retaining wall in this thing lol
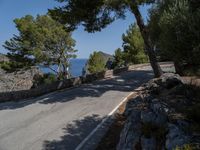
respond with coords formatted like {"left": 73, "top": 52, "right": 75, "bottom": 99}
{"left": 0, "top": 63, "right": 171, "bottom": 102}
{"left": 0, "top": 64, "right": 146, "bottom": 102}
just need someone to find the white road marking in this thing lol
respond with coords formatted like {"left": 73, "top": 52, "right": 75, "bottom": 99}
{"left": 75, "top": 88, "right": 141, "bottom": 150}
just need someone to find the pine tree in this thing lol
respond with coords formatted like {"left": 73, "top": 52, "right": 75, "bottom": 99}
{"left": 122, "top": 24, "right": 148, "bottom": 64}
{"left": 113, "top": 48, "right": 125, "bottom": 68}
{"left": 4, "top": 15, "right": 77, "bottom": 78}
{"left": 88, "top": 51, "right": 106, "bottom": 74}
{"left": 149, "top": 0, "right": 200, "bottom": 75}
{"left": 49, "top": 0, "right": 163, "bottom": 77}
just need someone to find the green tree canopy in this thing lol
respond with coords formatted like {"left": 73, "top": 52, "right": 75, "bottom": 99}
{"left": 149, "top": 0, "right": 200, "bottom": 75}
{"left": 113, "top": 48, "right": 125, "bottom": 68}
{"left": 88, "top": 51, "right": 106, "bottom": 74}
{"left": 4, "top": 15, "right": 77, "bottom": 78}
{"left": 122, "top": 24, "right": 148, "bottom": 64}
{"left": 49, "top": 0, "right": 163, "bottom": 77}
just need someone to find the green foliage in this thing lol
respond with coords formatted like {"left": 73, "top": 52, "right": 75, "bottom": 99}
{"left": 3, "top": 15, "right": 77, "bottom": 78}
{"left": 43, "top": 73, "right": 57, "bottom": 85}
{"left": 32, "top": 73, "right": 57, "bottom": 88}
{"left": 175, "top": 144, "right": 194, "bottom": 150}
{"left": 112, "top": 24, "right": 149, "bottom": 68}
{"left": 0, "top": 62, "right": 12, "bottom": 71}
{"left": 49, "top": 0, "right": 163, "bottom": 77}
{"left": 88, "top": 51, "right": 106, "bottom": 74}
{"left": 122, "top": 24, "right": 148, "bottom": 65}
{"left": 0, "top": 61, "right": 31, "bottom": 72}
{"left": 49, "top": 0, "right": 155, "bottom": 32}
{"left": 149, "top": 0, "right": 200, "bottom": 74}
{"left": 113, "top": 48, "right": 125, "bottom": 68}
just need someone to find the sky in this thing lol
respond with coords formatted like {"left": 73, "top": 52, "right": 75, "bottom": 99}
{"left": 0, "top": 0, "right": 151, "bottom": 58}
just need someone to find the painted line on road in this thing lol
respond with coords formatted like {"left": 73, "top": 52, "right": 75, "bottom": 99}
{"left": 75, "top": 87, "right": 142, "bottom": 150}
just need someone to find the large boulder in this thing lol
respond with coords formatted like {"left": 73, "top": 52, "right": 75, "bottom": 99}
{"left": 160, "top": 73, "right": 183, "bottom": 89}
{"left": 117, "top": 110, "right": 142, "bottom": 150}
{"left": 141, "top": 109, "right": 168, "bottom": 127}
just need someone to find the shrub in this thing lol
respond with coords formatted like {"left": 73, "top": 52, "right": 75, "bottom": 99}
{"left": 88, "top": 51, "right": 106, "bottom": 74}
{"left": 32, "top": 73, "right": 57, "bottom": 88}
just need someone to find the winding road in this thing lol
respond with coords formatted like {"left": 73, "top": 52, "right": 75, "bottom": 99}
{"left": 0, "top": 67, "right": 154, "bottom": 150}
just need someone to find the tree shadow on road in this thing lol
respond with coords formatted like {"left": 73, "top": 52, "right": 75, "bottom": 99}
{"left": 43, "top": 114, "right": 104, "bottom": 150}
{"left": 0, "top": 70, "right": 153, "bottom": 110}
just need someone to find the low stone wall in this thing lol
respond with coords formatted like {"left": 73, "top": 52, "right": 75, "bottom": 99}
{"left": 0, "top": 64, "right": 137, "bottom": 102}
{"left": 0, "top": 63, "right": 163, "bottom": 102}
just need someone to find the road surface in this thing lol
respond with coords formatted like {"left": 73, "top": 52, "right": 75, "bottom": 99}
{"left": 0, "top": 68, "right": 154, "bottom": 150}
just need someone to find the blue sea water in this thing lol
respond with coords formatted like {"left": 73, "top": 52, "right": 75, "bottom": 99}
{"left": 40, "top": 59, "right": 88, "bottom": 77}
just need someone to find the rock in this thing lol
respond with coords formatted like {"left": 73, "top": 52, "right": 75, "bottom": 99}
{"left": 117, "top": 110, "right": 142, "bottom": 150}
{"left": 166, "top": 123, "right": 190, "bottom": 150}
{"left": 141, "top": 136, "right": 156, "bottom": 150}
{"left": 141, "top": 110, "right": 157, "bottom": 124}
{"left": 145, "top": 73, "right": 183, "bottom": 95}
{"left": 154, "top": 113, "right": 168, "bottom": 127}
{"left": 141, "top": 110, "right": 167, "bottom": 127}
{"left": 161, "top": 73, "right": 183, "bottom": 89}
{"left": 0, "top": 67, "right": 43, "bottom": 93}
{"left": 176, "top": 120, "right": 190, "bottom": 132}
{"left": 124, "top": 96, "right": 143, "bottom": 117}
{"left": 117, "top": 73, "right": 193, "bottom": 150}
{"left": 150, "top": 99, "right": 170, "bottom": 114}
{"left": 144, "top": 94, "right": 155, "bottom": 103}
{"left": 145, "top": 81, "right": 161, "bottom": 95}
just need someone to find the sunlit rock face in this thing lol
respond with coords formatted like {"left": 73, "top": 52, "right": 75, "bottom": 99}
{"left": 0, "top": 67, "right": 43, "bottom": 93}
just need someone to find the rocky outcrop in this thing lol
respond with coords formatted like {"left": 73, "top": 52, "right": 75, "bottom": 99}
{"left": 0, "top": 67, "right": 43, "bottom": 93}
{"left": 117, "top": 73, "right": 199, "bottom": 150}
{"left": 0, "top": 54, "right": 9, "bottom": 62}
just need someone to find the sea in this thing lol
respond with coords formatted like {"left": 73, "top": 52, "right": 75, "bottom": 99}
{"left": 40, "top": 59, "right": 88, "bottom": 77}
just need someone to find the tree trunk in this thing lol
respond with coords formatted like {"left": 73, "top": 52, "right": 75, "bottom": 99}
{"left": 130, "top": 5, "right": 163, "bottom": 78}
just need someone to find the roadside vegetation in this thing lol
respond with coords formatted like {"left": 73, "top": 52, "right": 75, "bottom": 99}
{"left": 113, "top": 24, "right": 149, "bottom": 68}
{"left": 148, "top": 0, "right": 200, "bottom": 76}
{"left": 87, "top": 51, "right": 106, "bottom": 74}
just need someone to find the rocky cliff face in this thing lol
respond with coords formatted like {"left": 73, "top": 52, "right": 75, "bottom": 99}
{"left": 0, "top": 53, "right": 43, "bottom": 92}
{"left": 0, "top": 67, "right": 43, "bottom": 93}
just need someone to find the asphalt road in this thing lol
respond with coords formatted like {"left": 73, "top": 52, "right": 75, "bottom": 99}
{"left": 0, "top": 67, "right": 154, "bottom": 150}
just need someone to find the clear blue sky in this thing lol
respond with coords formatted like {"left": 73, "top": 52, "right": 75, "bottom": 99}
{"left": 0, "top": 0, "right": 151, "bottom": 58}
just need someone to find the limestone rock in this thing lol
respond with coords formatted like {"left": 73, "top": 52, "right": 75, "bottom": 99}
{"left": 161, "top": 73, "right": 183, "bottom": 89}
{"left": 0, "top": 67, "right": 43, "bottom": 93}
{"left": 117, "top": 111, "right": 142, "bottom": 150}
